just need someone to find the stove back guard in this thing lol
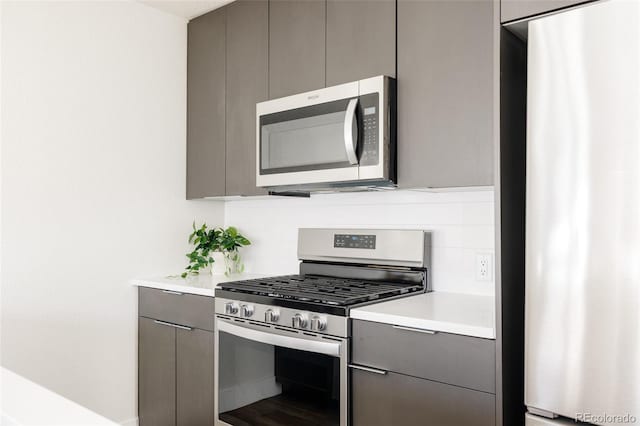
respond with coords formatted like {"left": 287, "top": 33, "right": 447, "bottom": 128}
{"left": 297, "top": 228, "right": 431, "bottom": 269}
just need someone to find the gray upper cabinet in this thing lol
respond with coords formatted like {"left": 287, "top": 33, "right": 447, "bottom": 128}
{"left": 397, "top": 0, "right": 495, "bottom": 188}
{"left": 269, "top": 0, "right": 326, "bottom": 99}
{"left": 187, "top": 0, "right": 497, "bottom": 195}
{"left": 225, "top": 0, "right": 268, "bottom": 196}
{"left": 187, "top": 9, "right": 226, "bottom": 199}
{"left": 325, "top": 0, "right": 396, "bottom": 86}
{"left": 501, "top": 0, "right": 591, "bottom": 22}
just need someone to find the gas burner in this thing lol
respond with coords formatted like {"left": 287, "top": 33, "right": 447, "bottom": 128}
{"left": 215, "top": 228, "right": 430, "bottom": 317}
{"left": 218, "top": 274, "right": 423, "bottom": 307}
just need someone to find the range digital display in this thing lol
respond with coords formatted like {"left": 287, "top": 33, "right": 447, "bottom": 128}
{"left": 334, "top": 234, "right": 376, "bottom": 249}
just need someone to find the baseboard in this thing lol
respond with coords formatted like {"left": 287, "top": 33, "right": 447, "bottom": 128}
{"left": 119, "top": 416, "right": 138, "bottom": 426}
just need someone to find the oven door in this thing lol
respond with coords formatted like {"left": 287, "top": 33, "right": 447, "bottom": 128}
{"left": 214, "top": 316, "right": 349, "bottom": 426}
{"left": 256, "top": 82, "right": 361, "bottom": 188}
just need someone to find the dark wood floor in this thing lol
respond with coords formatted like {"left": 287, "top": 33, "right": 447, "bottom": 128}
{"left": 219, "top": 393, "right": 340, "bottom": 426}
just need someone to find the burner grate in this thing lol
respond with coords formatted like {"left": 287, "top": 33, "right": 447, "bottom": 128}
{"left": 218, "top": 275, "right": 423, "bottom": 306}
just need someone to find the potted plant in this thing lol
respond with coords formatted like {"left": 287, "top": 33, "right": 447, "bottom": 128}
{"left": 181, "top": 222, "right": 251, "bottom": 278}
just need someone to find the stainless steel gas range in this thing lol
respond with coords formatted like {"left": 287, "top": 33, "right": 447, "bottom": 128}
{"left": 214, "top": 228, "right": 431, "bottom": 426}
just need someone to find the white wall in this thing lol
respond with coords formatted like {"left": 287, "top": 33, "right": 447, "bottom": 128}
{"left": 0, "top": 1, "right": 224, "bottom": 423}
{"left": 225, "top": 189, "right": 495, "bottom": 295}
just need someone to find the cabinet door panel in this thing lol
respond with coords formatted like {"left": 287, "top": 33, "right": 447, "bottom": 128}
{"left": 269, "top": 0, "right": 326, "bottom": 99}
{"left": 352, "top": 370, "right": 495, "bottom": 426}
{"left": 187, "top": 9, "right": 226, "bottom": 199}
{"left": 326, "top": 0, "right": 396, "bottom": 86}
{"left": 397, "top": 0, "right": 494, "bottom": 188}
{"left": 139, "top": 318, "right": 176, "bottom": 426}
{"left": 176, "top": 328, "right": 214, "bottom": 426}
{"left": 501, "top": 0, "right": 591, "bottom": 22}
{"left": 352, "top": 320, "right": 496, "bottom": 393}
{"left": 226, "top": 0, "right": 268, "bottom": 196}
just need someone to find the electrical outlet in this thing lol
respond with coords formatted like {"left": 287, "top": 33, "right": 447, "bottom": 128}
{"left": 476, "top": 253, "right": 493, "bottom": 282}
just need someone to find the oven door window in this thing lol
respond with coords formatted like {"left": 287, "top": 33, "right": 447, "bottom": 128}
{"left": 260, "top": 98, "right": 357, "bottom": 174}
{"left": 217, "top": 321, "right": 343, "bottom": 426}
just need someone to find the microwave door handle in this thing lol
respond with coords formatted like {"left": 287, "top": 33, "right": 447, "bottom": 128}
{"left": 344, "top": 98, "right": 359, "bottom": 165}
{"left": 217, "top": 318, "right": 342, "bottom": 357}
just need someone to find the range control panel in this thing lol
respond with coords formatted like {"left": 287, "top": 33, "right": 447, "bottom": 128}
{"left": 334, "top": 234, "right": 377, "bottom": 249}
{"left": 215, "top": 298, "right": 348, "bottom": 338}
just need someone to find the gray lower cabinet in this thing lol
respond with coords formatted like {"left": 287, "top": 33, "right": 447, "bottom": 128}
{"left": 397, "top": 0, "right": 495, "bottom": 188}
{"left": 352, "top": 320, "right": 496, "bottom": 425}
{"left": 187, "top": 9, "right": 226, "bottom": 199}
{"left": 501, "top": 0, "right": 591, "bottom": 22}
{"left": 352, "top": 319, "right": 495, "bottom": 393}
{"left": 225, "top": 0, "right": 268, "bottom": 196}
{"left": 269, "top": 0, "right": 326, "bottom": 99}
{"left": 138, "top": 288, "right": 215, "bottom": 426}
{"left": 352, "top": 370, "right": 495, "bottom": 426}
{"left": 176, "top": 328, "right": 214, "bottom": 426}
{"left": 139, "top": 317, "right": 175, "bottom": 426}
{"left": 325, "top": 0, "right": 396, "bottom": 86}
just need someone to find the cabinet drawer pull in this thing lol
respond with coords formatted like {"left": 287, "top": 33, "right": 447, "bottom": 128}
{"left": 162, "top": 290, "right": 184, "bottom": 296}
{"left": 349, "top": 364, "right": 388, "bottom": 375}
{"left": 392, "top": 325, "right": 438, "bottom": 335}
{"left": 154, "top": 320, "right": 192, "bottom": 331}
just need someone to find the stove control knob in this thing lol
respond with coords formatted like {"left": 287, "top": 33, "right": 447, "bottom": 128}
{"left": 292, "top": 313, "right": 308, "bottom": 329}
{"left": 265, "top": 309, "right": 280, "bottom": 323}
{"left": 224, "top": 302, "right": 239, "bottom": 316}
{"left": 240, "top": 304, "right": 254, "bottom": 318}
{"left": 310, "top": 315, "right": 327, "bottom": 331}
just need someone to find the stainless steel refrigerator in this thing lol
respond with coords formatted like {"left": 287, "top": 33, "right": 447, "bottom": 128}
{"left": 525, "top": 1, "right": 640, "bottom": 425}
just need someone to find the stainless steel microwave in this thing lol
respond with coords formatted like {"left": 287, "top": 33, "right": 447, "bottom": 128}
{"left": 256, "top": 75, "right": 396, "bottom": 191}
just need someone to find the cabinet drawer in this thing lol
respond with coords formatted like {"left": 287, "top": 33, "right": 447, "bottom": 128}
{"left": 352, "top": 369, "right": 495, "bottom": 426}
{"left": 352, "top": 319, "right": 495, "bottom": 393}
{"left": 139, "top": 287, "right": 214, "bottom": 331}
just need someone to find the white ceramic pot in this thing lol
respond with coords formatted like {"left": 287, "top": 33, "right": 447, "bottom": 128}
{"left": 210, "top": 252, "right": 226, "bottom": 275}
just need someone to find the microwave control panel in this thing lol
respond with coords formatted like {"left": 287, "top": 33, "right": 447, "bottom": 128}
{"left": 359, "top": 93, "right": 379, "bottom": 166}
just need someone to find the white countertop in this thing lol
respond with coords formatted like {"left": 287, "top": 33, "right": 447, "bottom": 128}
{"left": 132, "top": 276, "right": 495, "bottom": 339}
{"left": 130, "top": 273, "right": 267, "bottom": 297}
{"left": 350, "top": 292, "right": 495, "bottom": 339}
{"left": 1, "top": 367, "right": 117, "bottom": 425}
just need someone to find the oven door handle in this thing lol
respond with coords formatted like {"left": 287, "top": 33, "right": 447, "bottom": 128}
{"left": 344, "top": 98, "right": 359, "bottom": 165}
{"left": 217, "top": 319, "right": 342, "bottom": 357}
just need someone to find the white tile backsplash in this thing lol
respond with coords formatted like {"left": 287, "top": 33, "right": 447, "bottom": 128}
{"left": 224, "top": 189, "right": 495, "bottom": 295}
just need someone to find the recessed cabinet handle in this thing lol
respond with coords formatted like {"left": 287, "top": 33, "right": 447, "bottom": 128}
{"left": 349, "top": 364, "right": 388, "bottom": 375}
{"left": 392, "top": 325, "right": 438, "bottom": 335}
{"left": 162, "top": 290, "right": 183, "bottom": 296}
{"left": 154, "top": 320, "right": 192, "bottom": 331}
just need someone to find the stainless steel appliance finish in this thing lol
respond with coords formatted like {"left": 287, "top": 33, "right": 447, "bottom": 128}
{"left": 214, "top": 228, "right": 430, "bottom": 426}
{"left": 256, "top": 75, "right": 395, "bottom": 191}
{"left": 215, "top": 297, "right": 349, "bottom": 338}
{"left": 525, "top": 2, "right": 640, "bottom": 424}
{"left": 298, "top": 228, "right": 431, "bottom": 268}
{"left": 214, "top": 313, "right": 349, "bottom": 426}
